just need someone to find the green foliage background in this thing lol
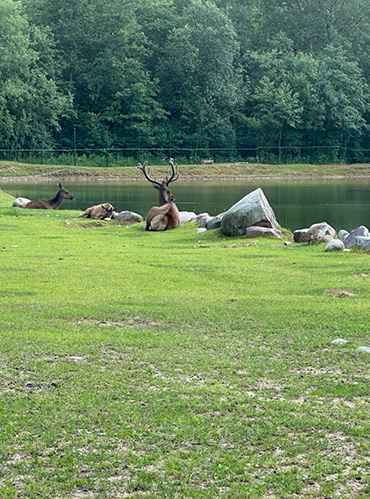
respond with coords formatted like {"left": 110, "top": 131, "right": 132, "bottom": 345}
{"left": 0, "top": 0, "right": 370, "bottom": 161}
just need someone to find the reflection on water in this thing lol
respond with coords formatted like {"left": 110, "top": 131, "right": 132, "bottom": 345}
{"left": 2, "top": 178, "right": 370, "bottom": 231}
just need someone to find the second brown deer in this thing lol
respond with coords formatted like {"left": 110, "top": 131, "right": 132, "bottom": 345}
{"left": 24, "top": 183, "right": 75, "bottom": 209}
{"left": 79, "top": 203, "right": 117, "bottom": 220}
{"left": 137, "top": 159, "right": 180, "bottom": 231}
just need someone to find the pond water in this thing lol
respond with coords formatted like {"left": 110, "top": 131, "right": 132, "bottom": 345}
{"left": 2, "top": 178, "right": 370, "bottom": 232}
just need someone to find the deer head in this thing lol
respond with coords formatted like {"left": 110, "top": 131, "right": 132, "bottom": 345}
{"left": 58, "top": 183, "right": 75, "bottom": 200}
{"left": 137, "top": 159, "right": 179, "bottom": 206}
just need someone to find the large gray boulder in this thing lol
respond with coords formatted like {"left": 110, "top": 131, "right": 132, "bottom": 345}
{"left": 13, "top": 197, "right": 31, "bottom": 208}
{"left": 116, "top": 211, "right": 143, "bottom": 224}
{"left": 355, "top": 236, "right": 370, "bottom": 250}
{"left": 343, "top": 226, "right": 369, "bottom": 249}
{"left": 221, "top": 188, "right": 278, "bottom": 236}
{"left": 307, "top": 222, "right": 336, "bottom": 244}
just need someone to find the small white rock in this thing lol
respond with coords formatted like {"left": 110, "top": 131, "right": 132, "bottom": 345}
{"left": 13, "top": 197, "right": 31, "bottom": 208}
{"left": 331, "top": 339, "right": 348, "bottom": 345}
{"left": 179, "top": 211, "right": 197, "bottom": 223}
{"left": 357, "top": 347, "right": 370, "bottom": 353}
{"left": 197, "top": 228, "right": 207, "bottom": 233}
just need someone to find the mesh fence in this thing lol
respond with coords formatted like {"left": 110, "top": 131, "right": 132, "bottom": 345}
{"left": 1, "top": 144, "right": 369, "bottom": 166}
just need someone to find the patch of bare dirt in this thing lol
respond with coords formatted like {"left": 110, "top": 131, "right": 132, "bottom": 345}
{"left": 291, "top": 366, "right": 345, "bottom": 376}
{"left": 39, "top": 354, "right": 87, "bottom": 364}
{"left": 324, "top": 288, "right": 358, "bottom": 298}
{"left": 75, "top": 316, "right": 162, "bottom": 330}
{"left": 75, "top": 221, "right": 107, "bottom": 228}
{"left": 70, "top": 492, "right": 95, "bottom": 498}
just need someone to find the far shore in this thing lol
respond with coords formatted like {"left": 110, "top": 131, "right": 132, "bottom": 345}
{"left": 1, "top": 160, "right": 370, "bottom": 183}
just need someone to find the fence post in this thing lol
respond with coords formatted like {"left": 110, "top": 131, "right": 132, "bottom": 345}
{"left": 168, "top": 128, "right": 172, "bottom": 159}
{"left": 6, "top": 137, "right": 10, "bottom": 162}
{"left": 40, "top": 133, "right": 44, "bottom": 165}
{"left": 228, "top": 129, "right": 232, "bottom": 162}
{"left": 105, "top": 130, "right": 109, "bottom": 167}
{"left": 73, "top": 126, "right": 77, "bottom": 166}
{"left": 137, "top": 129, "right": 141, "bottom": 163}
{"left": 198, "top": 127, "right": 202, "bottom": 163}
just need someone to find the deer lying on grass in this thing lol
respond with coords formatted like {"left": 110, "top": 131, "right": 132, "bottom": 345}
{"left": 24, "top": 183, "right": 75, "bottom": 209}
{"left": 137, "top": 159, "right": 180, "bottom": 231}
{"left": 79, "top": 203, "right": 117, "bottom": 220}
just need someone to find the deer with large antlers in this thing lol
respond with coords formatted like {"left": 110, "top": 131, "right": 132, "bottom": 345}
{"left": 137, "top": 159, "right": 180, "bottom": 231}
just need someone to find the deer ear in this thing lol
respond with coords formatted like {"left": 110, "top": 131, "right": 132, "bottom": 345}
{"left": 58, "top": 183, "right": 62, "bottom": 188}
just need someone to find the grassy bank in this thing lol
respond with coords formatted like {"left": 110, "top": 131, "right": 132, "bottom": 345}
{"left": 1, "top": 189, "right": 370, "bottom": 498}
{"left": 1, "top": 160, "right": 370, "bottom": 181}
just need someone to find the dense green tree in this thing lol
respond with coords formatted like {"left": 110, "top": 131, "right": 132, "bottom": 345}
{"left": 252, "top": 77, "right": 303, "bottom": 156}
{"left": 2, "top": 0, "right": 369, "bottom": 161}
{"left": 157, "top": 0, "right": 245, "bottom": 151}
{"left": 252, "top": 0, "right": 370, "bottom": 54}
{"left": 318, "top": 45, "right": 368, "bottom": 142}
{"left": 244, "top": 40, "right": 320, "bottom": 151}
{"left": 24, "top": 0, "right": 165, "bottom": 148}
{"left": 0, "top": 0, "right": 70, "bottom": 148}
{"left": 242, "top": 30, "right": 369, "bottom": 157}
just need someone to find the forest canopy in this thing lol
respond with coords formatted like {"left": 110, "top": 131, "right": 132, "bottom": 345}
{"left": 1, "top": 0, "right": 370, "bottom": 162}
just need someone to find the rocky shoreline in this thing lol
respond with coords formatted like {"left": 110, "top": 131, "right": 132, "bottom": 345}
{"left": 2, "top": 161, "right": 370, "bottom": 183}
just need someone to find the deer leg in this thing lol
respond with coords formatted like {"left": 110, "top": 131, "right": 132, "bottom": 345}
{"left": 150, "top": 215, "right": 169, "bottom": 231}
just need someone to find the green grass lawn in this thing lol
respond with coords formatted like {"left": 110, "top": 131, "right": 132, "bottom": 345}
{"left": 0, "top": 188, "right": 369, "bottom": 498}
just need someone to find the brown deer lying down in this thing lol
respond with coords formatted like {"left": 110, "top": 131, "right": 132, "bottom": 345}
{"left": 24, "top": 183, "right": 75, "bottom": 209}
{"left": 137, "top": 159, "right": 180, "bottom": 231}
{"left": 79, "top": 203, "right": 117, "bottom": 220}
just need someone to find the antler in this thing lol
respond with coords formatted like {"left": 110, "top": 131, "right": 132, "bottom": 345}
{"left": 138, "top": 159, "right": 179, "bottom": 186}
{"left": 165, "top": 158, "right": 179, "bottom": 185}
{"left": 137, "top": 161, "right": 162, "bottom": 187}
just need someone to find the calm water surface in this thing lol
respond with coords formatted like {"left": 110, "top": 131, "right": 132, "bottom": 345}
{"left": 2, "top": 178, "right": 370, "bottom": 232}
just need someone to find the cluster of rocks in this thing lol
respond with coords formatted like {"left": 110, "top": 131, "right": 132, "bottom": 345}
{"left": 294, "top": 222, "right": 370, "bottom": 251}
{"left": 180, "top": 188, "right": 282, "bottom": 239}
{"left": 180, "top": 187, "right": 370, "bottom": 252}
